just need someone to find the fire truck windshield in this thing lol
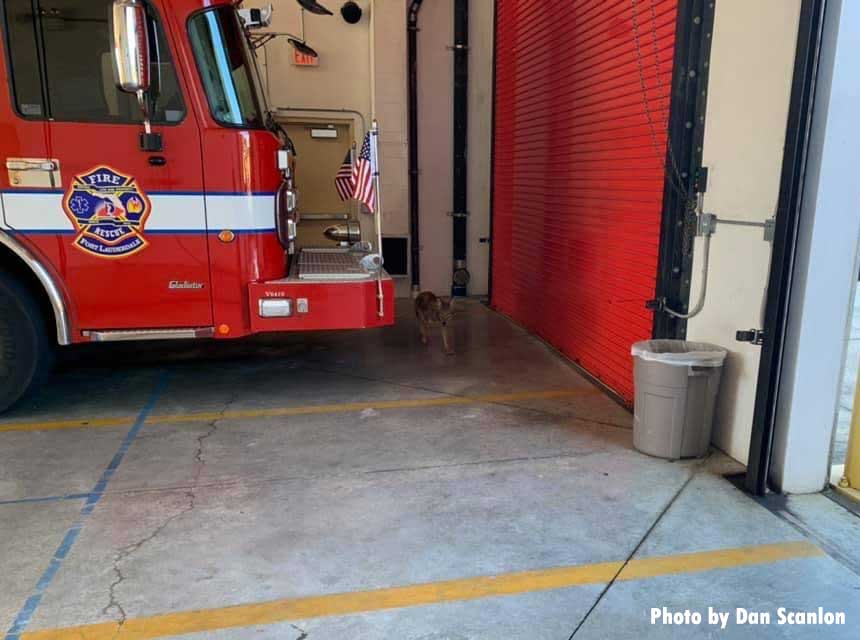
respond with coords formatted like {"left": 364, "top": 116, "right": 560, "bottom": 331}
{"left": 188, "top": 6, "right": 268, "bottom": 129}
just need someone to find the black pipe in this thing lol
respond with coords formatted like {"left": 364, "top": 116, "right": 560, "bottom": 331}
{"left": 745, "top": 0, "right": 828, "bottom": 496}
{"left": 451, "top": 0, "right": 469, "bottom": 297}
{"left": 486, "top": 0, "right": 498, "bottom": 304}
{"left": 407, "top": 0, "right": 424, "bottom": 291}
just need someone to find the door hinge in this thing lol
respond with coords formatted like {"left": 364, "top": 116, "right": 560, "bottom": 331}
{"left": 736, "top": 328, "right": 764, "bottom": 346}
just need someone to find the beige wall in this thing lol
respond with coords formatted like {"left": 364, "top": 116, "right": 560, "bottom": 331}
{"left": 261, "top": 1, "right": 372, "bottom": 116}
{"left": 467, "top": 0, "right": 494, "bottom": 297}
{"left": 417, "top": 0, "right": 493, "bottom": 297}
{"left": 258, "top": 1, "right": 493, "bottom": 298}
{"left": 686, "top": 0, "right": 801, "bottom": 463}
{"left": 416, "top": 0, "right": 453, "bottom": 296}
{"left": 372, "top": 0, "right": 409, "bottom": 244}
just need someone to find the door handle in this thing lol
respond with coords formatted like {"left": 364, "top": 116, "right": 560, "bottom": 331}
{"left": 6, "top": 158, "right": 62, "bottom": 188}
{"left": 6, "top": 159, "right": 57, "bottom": 172}
{"left": 148, "top": 156, "right": 167, "bottom": 166}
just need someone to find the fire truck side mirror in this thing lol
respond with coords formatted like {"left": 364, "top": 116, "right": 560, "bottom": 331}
{"left": 111, "top": 0, "right": 163, "bottom": 152}
{"left": 111, "top": 0, "right": 151, "bottom": 95}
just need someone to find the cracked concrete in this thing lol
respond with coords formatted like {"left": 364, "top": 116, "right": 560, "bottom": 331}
{"left": 101, "top": 393, "right": 238, "bottom": 634}
{"left": 102, "top": 489, "right": 198, "bottom": 632}
{"left": 3, "top": 300, "right": 859, "bottom": 638}
{"left": 290, "top": 622, "right": 308, "bottom": 639}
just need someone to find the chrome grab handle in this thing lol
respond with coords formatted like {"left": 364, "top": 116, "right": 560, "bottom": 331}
{"left": 6, "top": 159, "right": 57, "bottom": 172}
{"left": 6, "top": 157, "right": 62, "bottom": 188}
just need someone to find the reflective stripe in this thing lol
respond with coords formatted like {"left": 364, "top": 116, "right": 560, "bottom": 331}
{"left": 205, "top": 193, "right": 275, "bottom": 231}
{"left": 0, "top": 192, "right": 275, "bottom": 232}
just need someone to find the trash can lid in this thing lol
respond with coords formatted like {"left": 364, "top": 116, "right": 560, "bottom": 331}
{"left": 631, "top": 340, "right": 728, "bottom": 367}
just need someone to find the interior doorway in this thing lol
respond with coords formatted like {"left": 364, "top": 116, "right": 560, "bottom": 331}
{"left": 281, "top": 119, "right": 362, "bottom": 249}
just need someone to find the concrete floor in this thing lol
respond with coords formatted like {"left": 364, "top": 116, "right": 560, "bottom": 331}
{"left": 1, "top": 299, "right": 859, "bottom": 639}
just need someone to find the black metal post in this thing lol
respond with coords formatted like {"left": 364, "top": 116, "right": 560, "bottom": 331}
{"left": 652, "top": 0, "right": 715, "bottom": 339}
{"left": 407, "top": 0, "right": 424, "bottom": 291}
{"left": 451, "top": 0, "right": 469, "bottom": 297}
{"left": 486, "top": 0, "right": 498, "bottom": 304}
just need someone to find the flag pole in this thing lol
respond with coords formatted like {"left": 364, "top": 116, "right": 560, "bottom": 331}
{"left": 350, "top": 141, "right": 356, "bottom": 217}
{"left": 370, "top": 120, "right": 384, "bottom": 318}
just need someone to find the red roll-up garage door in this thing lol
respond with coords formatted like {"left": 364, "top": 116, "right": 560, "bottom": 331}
{"left": 491, "top": 0, "right": 678, "bottom": 403}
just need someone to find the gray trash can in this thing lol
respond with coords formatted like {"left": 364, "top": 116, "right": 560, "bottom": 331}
{"left": 631, "top": 340, "right": 728, "bottom": 460}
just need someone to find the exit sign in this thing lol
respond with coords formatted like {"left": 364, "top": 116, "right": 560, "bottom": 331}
{"left": 292, "top": 49, "right": 319, "bottom": 67}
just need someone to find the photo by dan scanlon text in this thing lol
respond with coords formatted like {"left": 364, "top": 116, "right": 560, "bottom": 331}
{"left": 651, "top": 606, "right": 846, "bottom": 629}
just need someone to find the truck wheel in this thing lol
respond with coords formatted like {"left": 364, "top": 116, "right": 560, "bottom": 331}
{"left": 0, "top": 271, "right": 53, "bottom": 413}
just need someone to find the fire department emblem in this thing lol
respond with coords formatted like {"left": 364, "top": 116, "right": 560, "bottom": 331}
{"left": 63, "top": 166, "right": 151, "bottom": 259}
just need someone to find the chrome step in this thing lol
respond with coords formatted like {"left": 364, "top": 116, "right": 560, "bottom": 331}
{"left": 82, "top": 327, "right": 214, "bottom": 342}
{"left": 297, "top": 248, "right": 372, "bottom": 281}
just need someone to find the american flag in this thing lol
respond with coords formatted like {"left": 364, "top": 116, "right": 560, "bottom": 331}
{"left": 334, "top": 148, "right": 354, "bottom": 201}
{"left": 352, "top": 132, "right": 377, "bottom": 213}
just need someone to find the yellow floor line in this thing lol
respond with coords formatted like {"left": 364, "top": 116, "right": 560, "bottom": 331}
{"left": 0, "top": 389, "right": 598, "bottom": 434}
{"left": 0, "top": 415, "right": 131, "bottom": 433}
{"left": 20, "top": 541, "right": 823, "bottom": 640}
{"left": 617, "top": 540, "right": 822, "bottom": 580}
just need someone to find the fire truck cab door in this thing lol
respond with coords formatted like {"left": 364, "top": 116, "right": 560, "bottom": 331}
{"left": 42, "top": 0, "right": 211, "bottom": 331}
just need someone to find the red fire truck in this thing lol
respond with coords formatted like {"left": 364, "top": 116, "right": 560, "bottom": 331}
{"left": 0, "top": 0, "right": 394, "bottom": 411}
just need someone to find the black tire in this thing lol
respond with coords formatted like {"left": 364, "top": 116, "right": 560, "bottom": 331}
{"left": 0, "top": 270, "right": 54, "bottom": 413}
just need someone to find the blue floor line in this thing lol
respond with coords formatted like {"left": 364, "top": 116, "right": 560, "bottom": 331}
{"left": 4, "top": 371, "right": 170, "bottom": 640}
{"left": 0, "top": 493, "right": 93, "bottom": 507}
